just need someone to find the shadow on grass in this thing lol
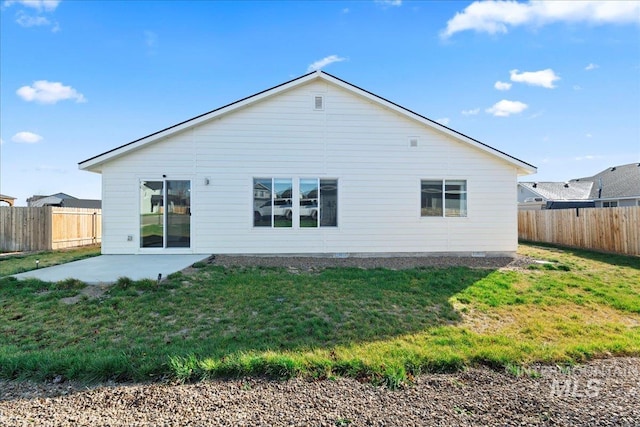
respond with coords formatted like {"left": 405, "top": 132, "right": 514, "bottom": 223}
{"left": 0, "top": 264, "right": 495, "bottom": 387}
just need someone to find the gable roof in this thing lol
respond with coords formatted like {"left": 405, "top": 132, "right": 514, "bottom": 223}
{"left": 28, "top": 194, "right": 101, "bottom": 208}
{"left": 79, "top": 71, "right": 536, "bottom": 175}
{"left": 571, "top": 163, "right": 640, "bottom": 199}
{"left": 519, "top": 181, "right": 593, "bottom": 201}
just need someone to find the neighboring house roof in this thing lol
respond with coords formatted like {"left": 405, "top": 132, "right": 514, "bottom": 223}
{"left": 79, "top": 71, "right": 536, "bottom": 176}
{"left": 519, "top": 181, "right": 594, "bottom": 201}
{"left": 60, "top": 199, "right": 102, "bottom": 209}
{"left": 50, "top": 192, "right": 77, "bottom": 200}
{"left": 29, "top": 195, "right": 67, "bottom": 207}
{"left": 571, "top": 163, "right": 640, "bottom": 200}
{"left": 28, "top": 193, "right": 101, "bottom": 208}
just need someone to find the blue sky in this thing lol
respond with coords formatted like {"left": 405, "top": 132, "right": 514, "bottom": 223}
{"left": 1, "top": 0, "right": 639, "bottom": 205}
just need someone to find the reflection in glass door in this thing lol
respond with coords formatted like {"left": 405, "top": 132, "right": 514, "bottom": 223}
{"left": 140, "top": 181, "right": 164, "bottom": 247}
{"left": 166, "top": 180, "right": 191, "bottom": 247}
{"left": 140, "top": 180, "right": 190, "bottom": 248}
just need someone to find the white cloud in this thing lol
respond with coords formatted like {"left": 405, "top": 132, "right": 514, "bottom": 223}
{"left": 573, "top": 85, "right": 583, "bottom": 91}
{"left": 307, "top": 55, "right": 346, "bottom": 72}
{"left": 7, "top": 1, "right": 61, "bottom": 31}
{"left": 15, "top": 11, "right": 49, "bottom": 27}
{"left": 144, "top": 30, "right": 158, "bottom": 55}
{"left": 375, "top": 0, "right": 402, "bottom": 6}
{"left": 494, "top": 80, "right": 512, "bottom": 91}
{"left": 486, "top": 99, "right": 528, "bottom": 117}
{"left": 461, "top": 108, "right": 480, "bottom": 116}
{"left": 11, "top": 131, "right": 43, "bottom": 143}
{"left": 441, "top": 1, "right": 640, "bottom": 38}
{"left": 16, "top": 80, "right": 86, "bottom": 104}
{"left": 510, "top": 68, "right": 560, "bottom": 88}
{"left": 575, "top": 155, "right": 602, "bottom": 161}
{"left": 342, "top": 8, "right": 349, "bottom": 14}
{"left": 35, "top": 164, "right": 67, "bottom": 173}
{"left": 585, "top": 63, "right": 599, "bottom": 71}
{"left": 4, "top": 0, "right": 61, "bottom": 12}
{"left": 144, "top": 30, "right": 158, "bottom": 48}
{"left": 586, "top": 133, "right": 593, "bottom": 138}
{"left": 436, "top": 117, "right": 450, "bottom": 126}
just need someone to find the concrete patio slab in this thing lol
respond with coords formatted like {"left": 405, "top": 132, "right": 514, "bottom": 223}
{"left": 12, "top": 254, "right": 210, "bottom": 285}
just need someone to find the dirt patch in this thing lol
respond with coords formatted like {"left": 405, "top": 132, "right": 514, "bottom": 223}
{"left": 60, "top": 285, "right": 111, "bottom": 305}
{"left": 202, "top": 254, "right": 536, "bottom": 272}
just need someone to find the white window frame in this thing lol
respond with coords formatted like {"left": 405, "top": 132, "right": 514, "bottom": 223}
{"left": 253, "top": 177, "right": 293, "bottom": 229}
{"left": 420, "top": 179, "right": 468, "bottom": 218}
{"left": 138, "top": 177, "right": 193, "bottom": 252}
{"left": 253, "top": 177, "right": 338, "bottom": 229}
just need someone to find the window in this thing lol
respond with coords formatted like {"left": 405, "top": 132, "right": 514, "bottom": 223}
{"left": 420, "top": 180, "right": 442, "bottom": 216}
{"left": 421, "top": 180, "right": 467, "bottom": 217}
{"left": 254, "top": 178, "right": 337, "bottom": 228}
{"left": 319, "top": 179, "right": 338, "bottom": 227}
{"left": 140, "top": 180, "right": 191, "bottom": 248}
{"left": 253, "top": 178, "right": 292, "bottom": 227}
{"left": 603, "top": 201, "right": 618, "bottom": 208}
{"left": 300, "top": 179, "right": 318, "bottom": 227}
{"left": 445, "top": 180, "right": 467, "bottom": 217}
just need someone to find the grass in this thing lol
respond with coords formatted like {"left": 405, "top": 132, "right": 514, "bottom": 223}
{"left": 0, "top": 243, "right": 638, "bottom": 387}
{"left": 0, "top": 245, "right": 101, "bottom": 277}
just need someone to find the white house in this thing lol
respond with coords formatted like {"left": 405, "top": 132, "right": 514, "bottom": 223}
{"left": 79, "top": 71, "right": 536, "bottom": 256}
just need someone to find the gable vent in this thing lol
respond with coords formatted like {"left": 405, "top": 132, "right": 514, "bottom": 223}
{"left": 314, "top": 95, "right": 324, "bottom": 110}
{"left": 409, "top": 137, "right": 418, "bottom": 147}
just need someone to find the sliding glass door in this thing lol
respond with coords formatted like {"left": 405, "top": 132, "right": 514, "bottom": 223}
{"left": 140, "top": 180, "right": 190, "bottom": 248}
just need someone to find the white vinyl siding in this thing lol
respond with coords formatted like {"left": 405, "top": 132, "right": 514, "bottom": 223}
{"left": 98, "top": 79, "right": 520, "bottom": 255}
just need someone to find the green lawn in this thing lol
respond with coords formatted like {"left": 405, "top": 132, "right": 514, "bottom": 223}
{"left": 0, "top": 243, "right": 638, "bottom": 387}
{"left": 0, "top": 245, "right": 101, "bottom": 276}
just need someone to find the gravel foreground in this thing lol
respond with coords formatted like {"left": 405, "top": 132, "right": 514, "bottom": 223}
{"left": 1, "top": 358, "right": 639, "bottom": 426}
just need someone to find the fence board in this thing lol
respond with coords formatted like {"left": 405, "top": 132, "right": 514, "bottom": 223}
{"left": 0, "top": 207, "right": 101, "bottom": 252}
{"left": 518, "top": 206, "right": 640, "bottom": 256}
{"left": 51, "top": 208, "right": 102, "bottom": 249}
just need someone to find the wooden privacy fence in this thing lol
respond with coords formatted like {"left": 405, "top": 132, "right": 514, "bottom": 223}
{"left": 518, "top": 206, "right": 640, "bottom": 256}
{"left": 0, "top": 207, "right": 101, "bottom": 252}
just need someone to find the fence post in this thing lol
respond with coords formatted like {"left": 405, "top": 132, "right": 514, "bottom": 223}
{"left": 46, "top": 206, "right": 53, "bottom": 251}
